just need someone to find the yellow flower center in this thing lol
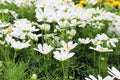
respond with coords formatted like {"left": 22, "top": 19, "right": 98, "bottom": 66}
{"left": 107, "top": 37, "right": 111, "bottom": 41}
{"left": 99, "top": 47, "right": 104, "bottom": 51}
{"left": 7, "top": 29, "right": 12, "bottom": 33}
{"left": 93, "top": 41, "right": 97, "bottom": 45}
{"left": 66, "top": 45, "right": 70, "bottom": 51}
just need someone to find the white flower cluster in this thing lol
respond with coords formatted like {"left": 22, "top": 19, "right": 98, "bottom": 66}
{"left": 0, "top": 18, "right": 41, "bottom": 50}
{"left": 0, "top": 1, "right": 120, "bottom": 79}
{"left": 0, "top": 0, "right": 120, "bottom": 61}
{"left": 85, "top": 66, "right": 120, "bottom": 80}
{"left": 53, "top": 40, "right": 78, "bottom": 61}
{"left": 0, "top": 0, "right": 35, "bottom": 7}
{"left": 34, "top": 40, "right": 78, "bottom": 61}
{"left": 1, "top": 0, "right": 120, "bottom": 36}
{"left": 34, "top": 0, "right": 120, "bottom": 37}
{"left": 89, "top": 33, "right": 118, "bottom": 52}
{"left": 78, "top": 33, "right": 118, "bottom": 52}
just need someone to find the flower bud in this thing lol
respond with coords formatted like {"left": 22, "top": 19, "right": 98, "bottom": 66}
{"left": 31, "top": 74, "right": 37, "bottom": 80}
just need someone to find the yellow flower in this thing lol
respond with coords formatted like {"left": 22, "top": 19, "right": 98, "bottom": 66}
{"left": 118, "top": 4, "right": 120, "bottom": 9}
{"left": 76, "top": 3, "right": 83, "bottom": 7}
{"left": 104, "top": 2, "right": 111, "bottom": 6}
{"left": 106, "top": 0, "right": 115, "bottom": 3}
{"left": 97, "top": 0, "right": 102, "bottom": 3}
{"left": 80, "top": 0, "right": 87, "bottom": 5}
{"left": 111, "top": 1, "right": 119, "bottom": 7}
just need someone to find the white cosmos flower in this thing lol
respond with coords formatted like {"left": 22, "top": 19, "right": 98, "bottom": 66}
{"left": 8, "top": 19, "right": 39, "bottom": 40}
{"left": 70, "top": 19, "right": 79, "bottom": 26}
{"left": 78, "top": 20, "right": 90, "bottom": 28}
{"left": 89, "top": 45, "right": 113, "bottom": 52}
{"left": 2, "top": 26, "right": 13, "bottom": 34}
{"left": 58, "top": 40, "right": 78, "bottom": 52}
{"left": 38, "top": 24, "right": 50, "bottom": 31}
{"left": 43, "top": 33, "right": 55, "bottom": 40}
{"left": 53, "top": 50, "right": 75, "bottom": 61}
{"left": 5, "top": 35, "right": 30, "bottom": 50}
{"left": 57, "top": 20, "right": 69, "bottom": 29}
{"left": 78, "top": 38, "right": 91, "bottom": 44}
{"left": 106, "top": 38, "right": 118, "bottom": 48}
{"left": 13, "top": 0, "right": 33, "bottom": 7}
{"left": 85, "top": 75, "right": 114, "bottom": 80}
{"left": 55, "top": 25, "right": 61, "bottom": 31}
{"left": 56, "top": 8, "right": 71, "bottom": 20}
{"left": 91, "top": 39, "right": 102, "bottom": 46}
{"left": 35, "top": 7, "right": 57, "bottom": 22}
{"left": 14, "top": 19, "right": 39, "bottom": 32}
{"left": 66, "top": 29, "right": 76, "bottom": 37}
{"left": 34, "top": 43, "right": 53, "bottom": 54}
{"left": 92, "top": 21, "right": 105, "bottom": 29}
{"left": 27, "top": 33, "right": 42, "bottom": 41}
{"left": 10, "top": 27, "right": 26, "bottom": 39}
{"left": 107, "top": 66, "right": 120, "bottom": 79}
{"left": 95, "top": 33, "right": 108, "bottom": 40}
{"left": 114, "top": 24, "right": 120, "bottom": 36}
{"left": 95, "top": 33, "right": 118, "bottom": 47}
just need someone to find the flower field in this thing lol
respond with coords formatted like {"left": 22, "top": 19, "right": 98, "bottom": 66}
{"left": 0, "top": 0, "right": 120, "bottom": 80}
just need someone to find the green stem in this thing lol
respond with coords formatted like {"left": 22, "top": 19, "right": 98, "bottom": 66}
{"left": 42, "top": 30, "right": 44, "bottom": 44}
{"left": 98, "top": 53, "right": 102, "bottom": 75}
{"left": 53, "top": 21, "right": 56, "bottom": 47}
{"left": 44, "top": 56, "right": 49, "bottom": 79}
{"left": 61, "top": 62, "right": 66, "bottom": 80}
{"left": 93, "top": 51, "right": 96, "bottom": 67}
{"left": 2, "top": 12, "right": 5, "bottom": 22}
{"left": 61, "top": 30, "right": 65, "bottom": 40}
{"left": 104, "top": 53, "right": 108, "bottom": 75}
{"left": 13, "top": 49, "right": 17, "bottom": 63}
{"left": 98, "top": 53, "right": 108, "bottom": 76}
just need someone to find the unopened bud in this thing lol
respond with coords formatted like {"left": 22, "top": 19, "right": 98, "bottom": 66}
{"left": 31, "top": 74, "right": 37, "bottom": 80}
